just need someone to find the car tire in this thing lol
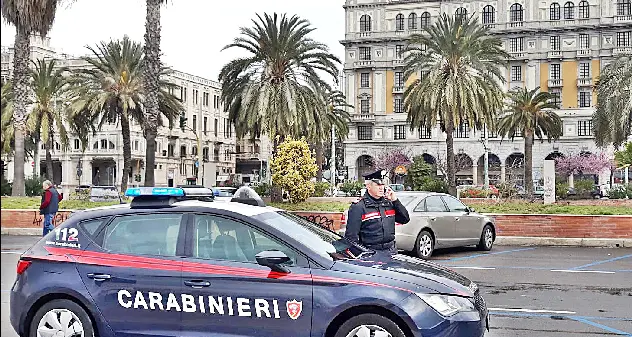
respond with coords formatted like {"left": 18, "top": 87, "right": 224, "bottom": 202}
{"left": 477, "top": 224, "right": 494, "bottom": 251}
{"left": 414, "top": 230, "right": 434, "bottom": 259}
{"left": 334, "top": 313, "right": 406, "bottom": 337}
{"left": 29, "top": 299, "right": 95, "bottom": 337}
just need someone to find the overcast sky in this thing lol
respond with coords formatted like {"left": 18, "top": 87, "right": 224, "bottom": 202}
{"left": 1, "top": 0, "right": 346, "bottom": 82}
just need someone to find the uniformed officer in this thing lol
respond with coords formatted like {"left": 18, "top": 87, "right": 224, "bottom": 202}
{"left": 344, "top": 169, "right": 410, "bottom": 254}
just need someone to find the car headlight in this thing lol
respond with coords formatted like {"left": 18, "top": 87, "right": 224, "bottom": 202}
{"left": 416, "top": 293, "right": 476, "bottom": 317}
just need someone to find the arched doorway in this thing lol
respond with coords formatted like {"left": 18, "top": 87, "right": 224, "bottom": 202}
{"left": 545, "top": 151, "right": 564, "bottom": 160}
{"left": 505, "top": 153, "right": 525, "bottom": 186}
{"left": 356, "top": 155, "right": 374, "bottom": 182}
{"left": 422, "top": 153, "right": 436, "bottom": 165}
{"left": 477, "top": 153, "right": 502, "bottom": 186}
{"left": 455, "top": 153, "right": 474, "bottom": 186}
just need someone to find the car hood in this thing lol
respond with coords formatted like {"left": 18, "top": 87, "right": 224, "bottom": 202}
{"left": 332, "top": 252, "right": 475, "bottom": 296}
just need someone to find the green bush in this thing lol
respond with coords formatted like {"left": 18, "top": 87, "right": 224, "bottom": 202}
{"left": 312, "top": 182, "right": 331, "bottom": 197}
{"left": 253, "top": 182, "right": 271, "bottom": 197}
{"left": 460, "top": 187, "right": 491, "bottom": 198}
{"left": 556, "top": 182, "right": 569, "bottom": 199}
{"left": 496, "top": 182, "right": 518, "bottom": 199}
{"left": 1, "top": 176, "right": 12, "bottom": 196}
{"left": 608, "top": 184, "right": 632, "bottom": 199}
{"left": 340, "top": 181, "right": 363, "bottom": 196}
{"left": 270, "top": 137, "right": 317, "bottom": 203}
{"left": 25, "top": 175, "right": 45, "bottom": 197}
{"left": 574, "top": 179, "right": 595, "bottom": 199}
{"left": 419, "top": 177, "right": 448, "bottom": 193}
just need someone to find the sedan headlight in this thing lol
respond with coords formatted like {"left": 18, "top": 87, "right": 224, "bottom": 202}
{"left": 416, "top": 293, "right": 476, "bottom": 317}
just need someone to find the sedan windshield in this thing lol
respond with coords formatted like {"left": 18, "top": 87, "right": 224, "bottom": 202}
{"left": 253, "top": 211, "right": 372, "bottom": 261}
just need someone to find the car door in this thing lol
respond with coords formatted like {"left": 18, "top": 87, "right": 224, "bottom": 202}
{"left": 414, "top": 196, "right": 455, "bottom": 248}
{"left": 76, "top": 212, "right": 186, "bottom": 337}
{"left": 441, "top": 195, "right": 481, "bottom": 243}
{"left": 180, "top": 213, "right": 313, "bottom": 337}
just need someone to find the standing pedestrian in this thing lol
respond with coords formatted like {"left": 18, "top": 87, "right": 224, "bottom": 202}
{"left": 344, "top": 169, "right": 410, "bottom": 255}
{"left": 39, "top": 180, "right": 63, "bottom": 236}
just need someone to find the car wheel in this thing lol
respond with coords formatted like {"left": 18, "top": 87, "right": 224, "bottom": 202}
{"left": 334, "top": 313, "right": 406, "bottom": 337}
{"left": 477, "top": 225, "right": 494, "bottom": 251}
{"left": 414, "top": 230, "right": 434, "bottom": 259}
{"left": 29, "top": 299, "right": 94, "bottom": 337}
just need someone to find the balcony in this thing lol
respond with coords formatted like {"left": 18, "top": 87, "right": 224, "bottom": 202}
{"left": 576, "top": 49, "right": 591, "bottom": 58}
{"left": 547, "top": 50, "right": 563, "bottom": 59}
{"left": 548, "top": 79, "right": 563, "bottom": 88}
{"left": 577, "top": 78, "right": 592, "bottom": 87}
{"left": 614, "top": 15, "right": 632, "bottom": 22}
{"left": 353, "top": 60, "right": 374, "bottom": 68}
{"left": 613, "top": 47, "right": 632, "bottom": 55}
{"left": 508, "top": 21, "right": 524, "bottom": 28}
{"left": 509, "top": 51, "right": 526, "bottom": 59}
{"left": 392, "top": 86, "right": 405, "bottom": 94}
{"left": 352, "top": 113, "right": 376, "bottom": 122}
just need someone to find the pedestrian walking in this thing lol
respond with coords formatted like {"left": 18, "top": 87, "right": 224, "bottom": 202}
{"left": 39, "top": 180, "right": 63, "bottom": 236}
{"left": 344, "top": 169, "right": 410, "bottom": 254}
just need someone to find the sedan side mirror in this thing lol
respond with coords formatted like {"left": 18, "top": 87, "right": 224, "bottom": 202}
{"left": 255, "top": 250, "right": 291, "bottom": 274}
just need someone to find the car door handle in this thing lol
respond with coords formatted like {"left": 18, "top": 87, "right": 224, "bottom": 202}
{"left": 429, "top": 217, "right": 436, "bottom": 221}
{"left": 454, "top": 217, "right": 460, "bottom": 221}
{"left": 184, "top": 280, "right": 211, "bottom": 288}
{"left": 86, "top": 273, "right": 111, "bottom": 282}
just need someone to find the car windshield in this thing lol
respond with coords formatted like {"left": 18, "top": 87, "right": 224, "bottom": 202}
{"left": 253, "top": 211, "right": 372, "bottom": 261}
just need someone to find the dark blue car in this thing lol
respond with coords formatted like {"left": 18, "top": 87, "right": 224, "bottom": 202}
{"left": 10, "top": 187, "right": 488, "bottom": 337}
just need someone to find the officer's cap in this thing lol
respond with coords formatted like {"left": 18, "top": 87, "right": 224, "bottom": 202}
{"left": 363, "top": 169, "right": 387, "bottom": 185}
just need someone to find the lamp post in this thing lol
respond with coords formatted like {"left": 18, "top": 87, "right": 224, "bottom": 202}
{"left": 480, "top": 126, "right": 490, "bottom": 189}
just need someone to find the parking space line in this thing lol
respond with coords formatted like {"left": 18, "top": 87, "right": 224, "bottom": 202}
{"left": 443, "top": 247, "right": 536, "bottom": 262}
{"left": 450, "top": 266, "right": 496, "bottom": 270}
{"left": 570, "top": 254, "right": 632, "bottom": 271}
{"left": 0, "top": 251, "right": 23, "bottom": 254}
{"left": 489, "top": 307, "right": 576, "bottom": 314}
{"left": 489, "top": 311, "right": 632, "bottom": 322}
{"left": 551, "top": 269, "right": 616, "bottom": 274}
{"left": 569, "top": 316, "right": 632, "bottom": 336}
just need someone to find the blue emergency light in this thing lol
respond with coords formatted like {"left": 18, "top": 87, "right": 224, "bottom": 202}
{"left": 124, "top": 187, "right": 185, "bottom": 197}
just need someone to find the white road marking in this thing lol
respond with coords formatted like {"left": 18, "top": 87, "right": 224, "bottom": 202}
{"left": 1, "top": 251, "right": 24, "bottom": 254}
{"left": 450, "top": 266, "right": 496, "bottom": 270}
{"left": 550, "top": 269, "right": 616, "bottom": 274}
{"left": 489, "top": 308, "right": 577, "bottom": 315}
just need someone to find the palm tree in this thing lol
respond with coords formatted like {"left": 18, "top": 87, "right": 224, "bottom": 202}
{"left": 1, "top": 80, "right": 37, "bottom": 167}
{"left": 303, "top": 89, "right": 352, "bottom": 181}
{"left": 68, "top": 37, "right": 182, "bottom": 192}
{"left": 219, "top": 13, "right": 340, "bottom": 201}
{"left": 26, "top": 59, "right": 70, "bottom": 181}
{"left": 142, "top": 0, "right": 168, "bottom": 186}
{"left": 403, "top": 14, "right": 508, "bottom": 196}
{"left": 593, "top": 54, "right": 632, "bottom": 149}
{"left": 2, "top": 0, "right": 63, "bottom": 196}
{"left": 497, "top": 87, "right": 562, "bottom": 197}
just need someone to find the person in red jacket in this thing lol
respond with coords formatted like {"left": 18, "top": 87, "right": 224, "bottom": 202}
{"left": 39, "top": 180, "right": 63, "bottom": 236}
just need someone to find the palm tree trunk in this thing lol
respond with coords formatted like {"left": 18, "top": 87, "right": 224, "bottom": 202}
{"left": 143, "top": 0, "right": 163, "bottom": 186}
{"left": 524, "top": 131, "right": 534, "bottom": 198}
{"left": 10, "top": 30, "right": 30, "bottom": 196}
{"left": 270, "top": 136, "right": 284, "bottom": 202}
{"left": 445, "top": 121, "right": 457, "bottom": 196}
{"left": 45, "top": 139, "right": 54, "bottom": 181}
{"left": 316, "top": 141, "right": 324, "bottom": 182}
{"left": 121, "top": 115, "right": 132, "bottom": 192}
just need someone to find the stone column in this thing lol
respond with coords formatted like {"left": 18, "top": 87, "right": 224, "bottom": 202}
{"left": 568, "top": 174, "right": 574, "bottom": 188}
{"left": 472, "top": 165, "right": 478, "bottom": 185}
{"left": 81, "top": 157, "right": 91, "bottom": 186}
{"left": 61, "top": 155, "right": 72, "bottom": 197}
{"left": 500, "top": 164, "right": 506, "bottom": 182}
{"left": 625, "top": 167, "right": 629, "bottom": 184}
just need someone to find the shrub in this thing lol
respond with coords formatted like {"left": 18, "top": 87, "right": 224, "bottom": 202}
{"left": 496, "top": 182, "right": 518, "bottom": 199}
{"left": 607, "top": 184, "right": 632, "bottom": 199}
{"left": 25, "top": 175, "right": 45, "bottom": 197}
{"left": 1, "top": 176, "right": 12, "bottom": 196}
{"left": 270, "top": 137, "right": 317, "bottom": 203}
{"left": 419, "top": 177, "right": 448, "bottom": 193}
{"left": 253, "top": 182, "right": 271, "bottom": 197}
{"left": 556, "top": 182, "right": 569, "bottom": 199}
{"left": 574, "top": 179, "right": 595, "bottom": 199}
{"left": 312, "top": 182, "right": 331, "bottom": 197}
{"left": 340, "top": 181, "right": 364, "bottom": 196}
{"left": 460, "top": 187, "right": 491, "bottom": 198}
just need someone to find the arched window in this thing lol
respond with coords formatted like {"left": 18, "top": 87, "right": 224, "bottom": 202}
{"left": 108, "top": 141, "right": 115, "bottom": 149}
{"left": 396, "top": 13, "right": 405, "bottom": 31}
{"left": 578, "top": 0, "right": 589, "bottom": 18}
{"left": 420, "top": 12, "right": 431, "bottom": 28}
{"left": 482, "top": 5, "right": 496, "bottom": 24}
{"left": 180, "top": 145, "right": 187, "bottom": 157}
{"left": 408, "top": 13, "right": 418, "bottom": 30}
{"left": 360, "top": 14, "right": 371, "bottom": 32}
{"left": 617, "top": 0, "right": 632, "bottom": 16}
{"left": 564, "top": 1, "right": 575, "bottom": 19}
{"left": 510, "top": 3, "right": 524, "bottom": 22}
{"left": 455, "top": 7, "right": 468, "bottom": 21}
{"left": 550, "top": 3, "right": 561, "bottom": 20}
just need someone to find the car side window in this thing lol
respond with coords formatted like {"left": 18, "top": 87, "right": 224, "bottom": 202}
{"left": 442, "top": 196, "right": 469, "bottom": 212}
{"left": 101, "top": 213, "right": 183, "bottom": 257}
{"left": 192, "top": 214, "right": 297, "bottom": 266}
{"left": 78, "top": 217, "right": 110, "bottom": 240}
{"left": 422, "top": 196, "right": 449, "bottom": 212}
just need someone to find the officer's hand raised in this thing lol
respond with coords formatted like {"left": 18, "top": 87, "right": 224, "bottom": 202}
{"left": 385, "top": 187, "right": 397, "bottom": 201}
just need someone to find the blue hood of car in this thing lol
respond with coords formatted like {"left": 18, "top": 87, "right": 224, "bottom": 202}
{"left": 332, "top": 252, "right": 474, "bottom": 296}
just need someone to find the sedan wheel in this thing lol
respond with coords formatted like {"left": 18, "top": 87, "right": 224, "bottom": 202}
{"left": 415, "top": 230, "right": 434, "bottom": 259}
{"left": 345, "top": 325, "right": 392, "bottom": 337}
{"left": 37, "top": 309, "right": 84, "bottom": 337}
{"left": 478, "top": 225, "right": 494, "bottom": 251}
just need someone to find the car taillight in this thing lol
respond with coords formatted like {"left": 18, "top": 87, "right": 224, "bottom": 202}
{"left": 16, "top": 260, "right": 31, "bottom": 275}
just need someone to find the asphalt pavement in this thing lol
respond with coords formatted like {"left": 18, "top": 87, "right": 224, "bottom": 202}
{"left": 1, "top": 235, "right": 631, "bottom": 337}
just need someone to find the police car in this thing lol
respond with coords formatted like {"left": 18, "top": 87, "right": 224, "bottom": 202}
{"left": 10, "top": 186, "right": 488, "bottom": 337}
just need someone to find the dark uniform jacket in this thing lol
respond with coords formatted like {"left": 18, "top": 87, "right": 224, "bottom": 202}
{"left": 344, "top": 193, "right": 410, "bottom": 250}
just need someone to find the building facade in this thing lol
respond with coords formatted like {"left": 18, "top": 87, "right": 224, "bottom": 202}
{"left": 340, "top": 0, "right": 631, "bottom": 186}
{"left": 1, "top": 36, "right": 237, "bottom": 194}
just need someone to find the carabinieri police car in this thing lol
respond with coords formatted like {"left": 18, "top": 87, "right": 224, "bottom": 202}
{"left": 10, "top": 186, "right": 488, "bottom": 337}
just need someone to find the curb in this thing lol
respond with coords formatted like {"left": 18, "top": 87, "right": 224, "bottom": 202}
{"left": 5, "top": 227, "right": 629, "bottom": 249}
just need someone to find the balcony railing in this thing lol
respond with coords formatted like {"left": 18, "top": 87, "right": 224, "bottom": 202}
{"left": 613, "top": 47, "right": 632, "bottom": 55}
{"left": 509, "top": 51, "right": 526, "bottom": 59}
{"left": 548, "top": 79, "right": 563, "bottom": 88}
{"left": 392, "top": 86, "right": 404, "bottom": 94}
{"left": 548, "top": 50, "right": 563, "bottom": 59}
{"left": 353, "top": 60, "right": 374, "bottom": 68}
{"left": 352, "top": 113, "right": 376, "bottom": 122}
{"left": 576, "top": 49, "right": 591, "bottom": 58}
{"left": 615, "top": 15, "right": 632, "bottom": 22}
{"left": 577, "top": 78, "right": 592, "bottom": 87}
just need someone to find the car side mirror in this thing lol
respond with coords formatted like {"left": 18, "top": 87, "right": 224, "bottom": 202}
{"left": 255, "top": 250, "right": 291, "bottom": 274}
{"left": 466, "top": 207, "right": 474, "bottom": 213}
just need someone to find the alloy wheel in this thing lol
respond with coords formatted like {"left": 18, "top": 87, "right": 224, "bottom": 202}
{"left": 37, "top": 308, "right": 84, "bottom": 337}
{"left": 419, "top": 234, "right": 433, "bottom": 257}
{"left": 484, "top": 227, "right": 494, "bottom": 249}
{"left": 345, "top": 324, "right": 392, "bottom": 337}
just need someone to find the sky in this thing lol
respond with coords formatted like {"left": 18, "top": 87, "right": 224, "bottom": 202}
{"left": 1, "top": 0, "right": 346, "bottom": 82}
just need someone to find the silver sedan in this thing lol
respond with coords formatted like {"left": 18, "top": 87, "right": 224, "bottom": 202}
{"left": 394, "top": 192, "right": 496, "bottom": 259}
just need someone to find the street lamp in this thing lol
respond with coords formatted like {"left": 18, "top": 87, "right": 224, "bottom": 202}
{"left": 179, "top": 112, "right": 202, "bottom": 185}
{"left": 479, "top": 126, "right": 490, "bottom": 189}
